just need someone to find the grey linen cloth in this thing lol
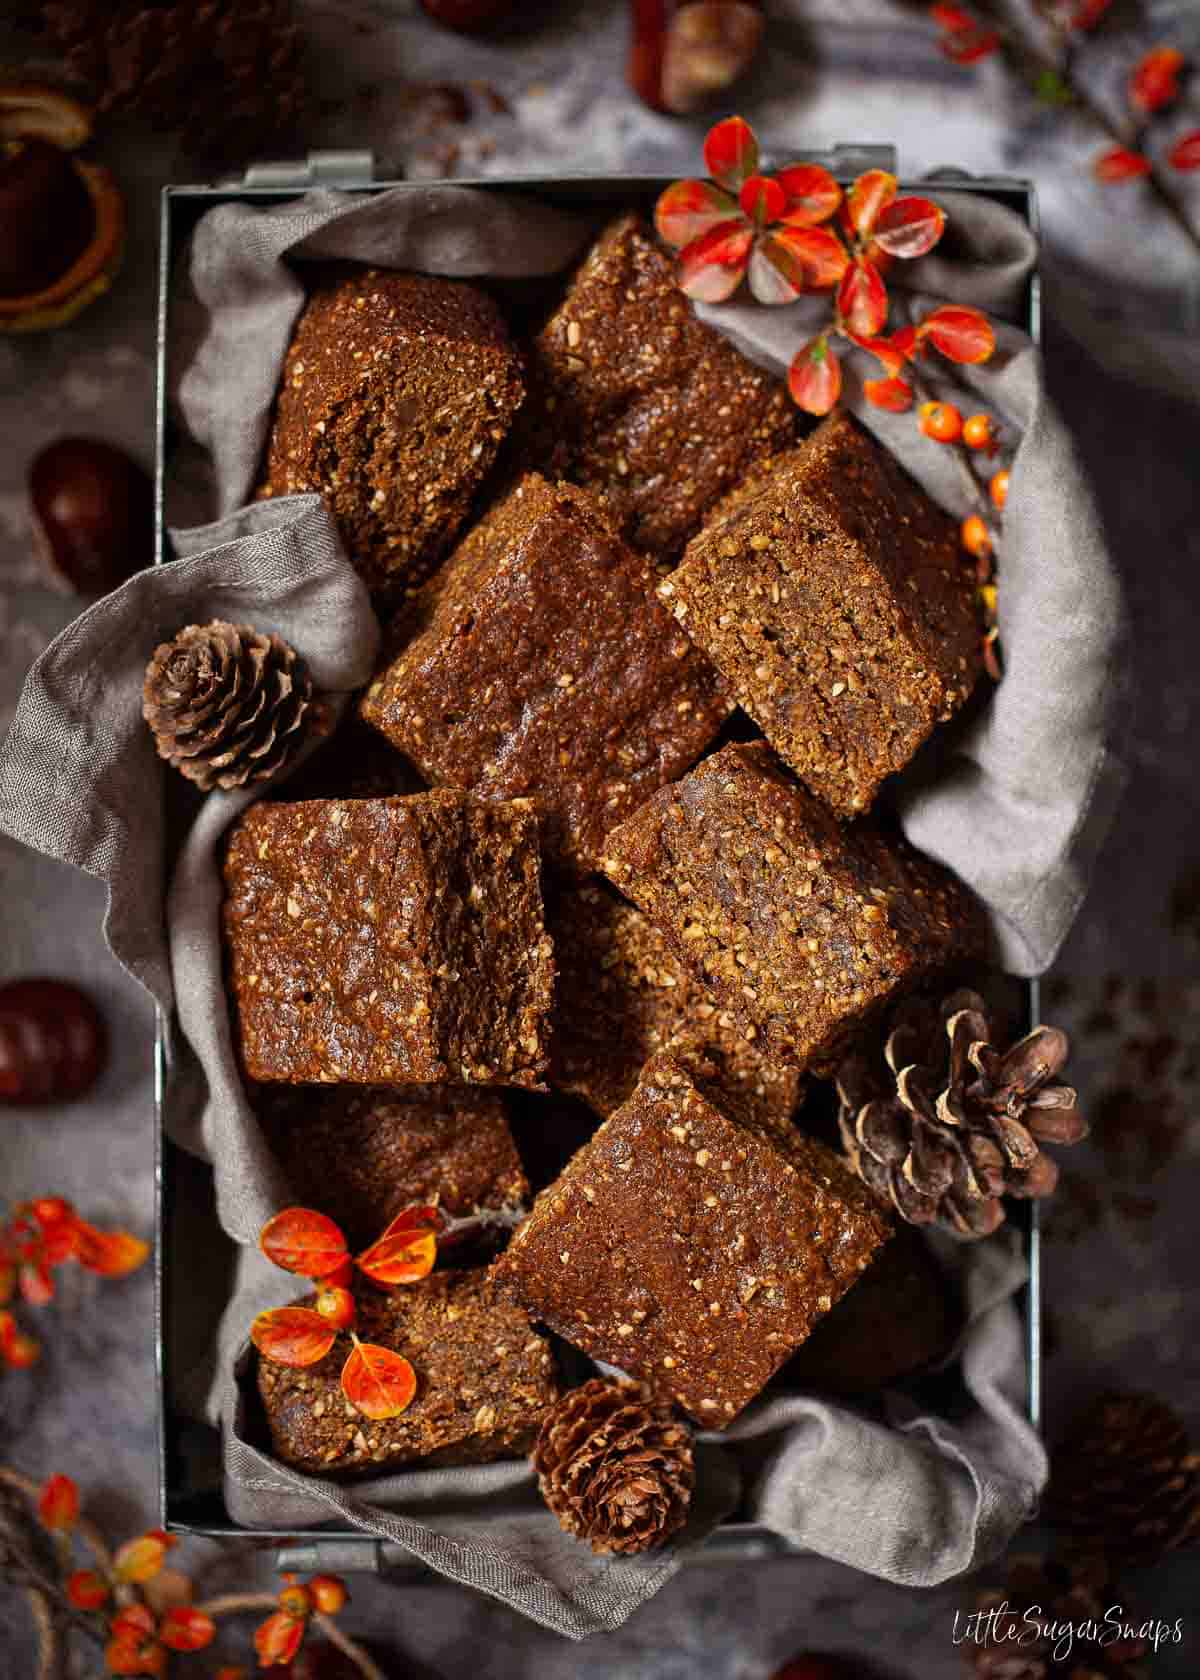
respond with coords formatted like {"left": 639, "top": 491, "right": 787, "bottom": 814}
{"left": 0, "top": 183, "right": 1096, "bottom": 1636}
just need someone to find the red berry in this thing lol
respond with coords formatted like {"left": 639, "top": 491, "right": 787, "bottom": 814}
{"left": 418, "top": 0, "right": 520, "bottom": 33}
{"left": 307, "top": 1574, "right": 349, "bottom": 1615}
{"left": 962, "top": 412, "right": 998, "bottom": 451}
{"left": 0, "top": 979, "right": 106, "bottom": 1104}
{"left": 961, "top": 514, "right": 993, "bottom": 558}
{"left": 917, "top": 400, "right": 963, "bottom": 443}
{"left": 989, "top": 468, "right": 1010, "bottom": 509}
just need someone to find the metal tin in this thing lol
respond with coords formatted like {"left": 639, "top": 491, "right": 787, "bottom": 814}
{"left": 154, "top": 161, "right": 1042, "bottom": 1569}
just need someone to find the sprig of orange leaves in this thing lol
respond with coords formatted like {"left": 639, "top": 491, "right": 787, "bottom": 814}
{"left": 251, "top": 1204, "right": 441, "bottom": 1421}
{"left": 1, "top": 1197, "right": 148, "bottom": 1371}
{"left": 930, "top": 4, "right": 1200, "bottom": 226}
{"left": 655, "top": 115, "right": 1007, "bottom": 668}
{"left": 10, "top": 1468, "right": 371, "bottom": 1675}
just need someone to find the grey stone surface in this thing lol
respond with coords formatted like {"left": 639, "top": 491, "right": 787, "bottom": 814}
{"left": 1, "top": 0, "right": 1197, "bottom": 1673}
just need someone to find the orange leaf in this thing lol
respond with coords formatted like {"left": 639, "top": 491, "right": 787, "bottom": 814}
{"left": 377, "top": 1204, "right": 442, "bottom": 1239}
{"left": 676, "top": 221, "right": 753, "bottom": 302}
{"left": 703, "top": 115, "right": 759, "bottom": 191}
{"left": 1094, "top": 146, "right": 1151, "bottom": 182}
{"left": 774, "top": 162, "right": 842, "bottom": 226}
{"left": 843, "top": 329, "right": 907, "bottom": 376}
{"left": 738, "top": 173, "right": 786, "bottom": 223}
{"left": 1129, "top": 47, "right": 1184, "bottom": 115}
{"left": 38, "top": 1473, "right": 79, "bottom": 1532}
{"left": 160, "top": 1607, "right": 216, "bottom": 1652}
{"left": 837, "top": 259, "right": 889, "bottom": 337}
{"left": 255, "top": 1609, "right": 305, "bottom": 1667}
{"left": 873, "top": 195, "right": 947, "bottom": 259}
{"left": 73, "top": 1223, "right": 150, "bottom": 1278}
{"left": 20, "top": 1262, "right": 55, "bottom": 1306}
{"left": 864, "top": 375, "right": 915, "bottom": 411}
{"left": 252, "top": 1306, "right": 338, "bottom": 1368}
{"left": 341, "top": 1337, "right": 418, "bottom": 1420}
{"left": 919, "top": 304, "right": 996, "bottom": 363}
{"left": 68, "top": 1568, "right": 110, "bottom": 1609}
{"left": 1169, "top": 129, "right": 1200, "bottom": 170}
{"left": 787, "top": 336, "right": 842, "bottom": 416}
{"left": 766, "top": 225, "right": 849, "bottom": 291}
{"left": 113, "top": 1533, "right": 167, "bottom": 1585}
{"left": 653, "top": 177, "right": 739, "bottom": 250}
{"left": 259, "top": 1208, "right": 349, "bottom": 1280}
{"left": 846, "top": 170, "right": 897, "bottom": 239}
{"left": 356, "top": 1226, "right": 437, "bottom": 1287}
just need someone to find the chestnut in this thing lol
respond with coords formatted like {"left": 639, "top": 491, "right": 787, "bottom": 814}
{"left": 0, "top": 979, "right": 107, "bottom": 1106}
{"left": 0, "top": 139, "right": 95, "bottom": 299}
{"left": 29, "top": 437, "right": 154, "bottom": 596}
{"left": 0, "top": 85, "right": 125, "bottom": 334}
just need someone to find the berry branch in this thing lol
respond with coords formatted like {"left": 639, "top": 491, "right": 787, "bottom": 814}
{"left": 928, "top": 1, "right": 1200, "bottom": 257}
{"left": 0, "top": 1467, "right": 381, "bottom": 1677}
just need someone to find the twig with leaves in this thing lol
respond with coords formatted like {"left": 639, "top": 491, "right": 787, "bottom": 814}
{"left": 928, "top": 0, "right": 1200, "bottom": 252}
{"left": 0, "top": 1467, "right": 385, "bottom": 1677}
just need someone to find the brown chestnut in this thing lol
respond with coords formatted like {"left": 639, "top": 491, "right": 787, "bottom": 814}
{"left": 29, "top": 437, "right": 154, "bottom": 596}
{"left": 288, "top": 1641, "right": 400, "bottom": 1679}
{"left": 0, "top": 979, "right": 107, "bottom": 1106}
{"left": 0, "top": 138, "right": 96, "bottom": 299}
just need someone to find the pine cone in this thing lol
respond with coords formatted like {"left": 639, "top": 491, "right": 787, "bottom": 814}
{"left": 836, "top": 989, "right": 1086, "bottom": 1239}
{"left": 142, "top": 620, "right": 316, "bottom": 793}
{"left": 40, "top": 0, "right": 307, "bottom": 166}
{"left": 531, "top": 1378, "right": 694, "bottom": 1556}
{"left": 1044, "top": 1391, "right": 1200, "bottom": 1566}
{"left": 964, "top": 1551, "right": 1150, "bottom": 1678}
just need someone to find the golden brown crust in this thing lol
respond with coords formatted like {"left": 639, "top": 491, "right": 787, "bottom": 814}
{"left": 514, "top": 214, "right": 797, "bottom": 559}
{"left": 493, "top": 1057, "right": 890, "bottom": 1426}
{"left": 600, "top": 741, "right": 987, "bottom": 1070}
{"left": 359, "top": 474, "right": 731, "bottom": 874}
{"left": 260, "top": 266, "right": 524, "bottom": 604}
{"left": 547, "top": 879, "right": 801, "bottom": 1127}
{"left": 661, "top": 412, "right": 982, "bottom": 816}
{"left": 222, "top": 794, "right": 554, "bottom": 1087}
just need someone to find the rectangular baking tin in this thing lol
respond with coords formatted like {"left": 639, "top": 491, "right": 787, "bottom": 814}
{"left": 154, "top": 161, "right": 1042, "bottom": 1562}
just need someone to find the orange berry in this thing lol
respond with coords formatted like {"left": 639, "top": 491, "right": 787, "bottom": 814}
{"left": 963, "top": 412, "right": 998, "bottom": 451}
{"left": 917, "top": 400, "right": 963, "bottom": 443}
{"left": 989, "top": 468, "right": 1010, "bottom": 509}
{"left": 961, "top": 514, "right": 993, "bottom": 558}
{"left": 307, "top": 1574, "right": 349, "bottom": 1615}
{"left": 278, "top": 1581, "right": 313, "bottom": 1620}
{"left": 315, "top": 1285, "right": 356, "bottom": 1330}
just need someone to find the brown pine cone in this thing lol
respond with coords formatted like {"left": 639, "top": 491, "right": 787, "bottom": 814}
{"left": 1044, "top": 1391, "right": 1200, "bottom": 1566}
{"left": 836, "top": 989, "right": 1086, "bottom": 1239}
{"left": 39, "top": 0, "right": 307, "bottom": 166}
{"left": 963, "top": 1551, "right": 1148, "bottom": 1678}
{"left": 142, "top": 620, "right": 316, "bottom": 793}
{"left": 531, "top": 1378, "right": 694, "bottom": 1556}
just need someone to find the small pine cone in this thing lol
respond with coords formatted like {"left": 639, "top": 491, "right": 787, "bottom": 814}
{"left": 531, "top": 1378, "right": 694, "bottom": 1556}
{"left": 142, "top": 620, "right": 316, "bottom": 793}
{"left": 1044, "top": 1391, "right": 1200, "bottom": 1566}
{"left": 836, "top": 989, "right": 1086, "bottom": 1239}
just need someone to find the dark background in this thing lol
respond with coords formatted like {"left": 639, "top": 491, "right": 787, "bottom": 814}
{"left": 1, "top": 1, "right": 1198, "bottom": 1673}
